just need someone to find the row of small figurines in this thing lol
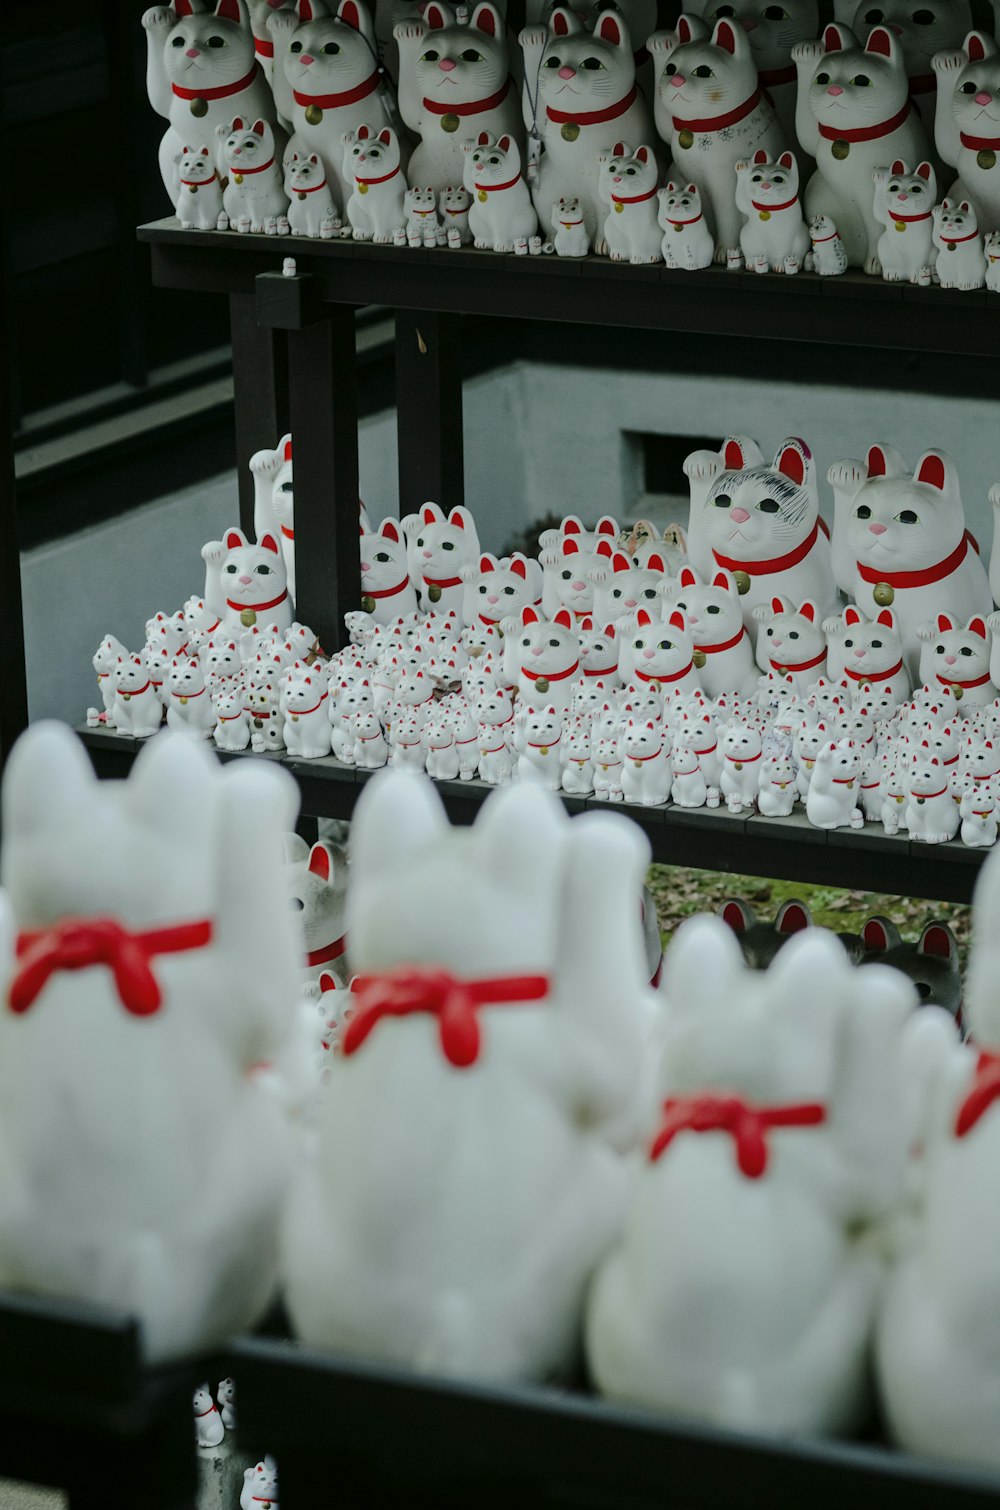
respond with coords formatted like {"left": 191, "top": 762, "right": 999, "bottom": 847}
{"left": 192, "top": 1377, "right": 278, "bottom": 1510}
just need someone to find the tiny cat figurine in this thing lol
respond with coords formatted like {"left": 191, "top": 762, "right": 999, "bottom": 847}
{"left": 404, "top": 186, "right": 441, "bottom": 243}
{"left": 283, "top": 664, "right": 333, "bottom": 758}
{"left": 343, "top": 125, "right": 407, "bottom": 242}
{"left": 217, "top": 1376, "right": 237, "bottom": 1433}
{"left": 394, "top": 2, "right": 521, "bottom": 192}
{"left": 960, "top": 785, "right": 998, "bottom": 849}
{"left": 806, "top": 738, "right": 864, "bottom": 830}
{"left": 553, "top": 195, "right": 589, "bottom": 256}
{"left": 517, "top": 704, "right": 564, "bottom": 790}
{"left": 463, "top": 132, "right": 538, "bottom": 251}
{"left": 174, "top": 144, "right": 224, "bottom": 228}
{"left": 142, "top": 0, "right": 283, "bottom": 202}
{"left": 719, "top": 720, "right": 763, "bottom": 811}
{"left": 289, "top": 838, "right": 349, "bottom": 984}
{"left": 649, "top": 16, "right": 785, "bottom": 264}
{"left": 284, "top": 151, "right": 340, "bottom": 237}
{"left": 932, "top": 199, "right": 986, "bottom": 291}
{"left": 670, "top": 740, "right": 708, "bottom": 808}
{"left": 906, "top": 754, "right": 960, "bottom": 843}
{"left": 917, "top": 612, "right": 996, "bottom": 713}
{"left": 620, "top": 720, "right": 671, "bottom": 807}
{"left": 758, "top": 753, "right": 798, "bottom": 817}
{"left": 809, "top": 211, "right": 849, "bottom": 273}
{"left": 423, "top": 715, "right": 460, "bottom": 780}
{"left": 792, "top": 24, "right": 932, "bottom": 272}
{"left": 828, "top": 445, "right": 992, "bottom": 676}
{"left": 92, "top": 634, "right": 127, "bottom": 727}
{"left": 599, "top": 144, "right": 662, "bottom": 265}
{"left": 359, "top": 518, "right": 418, "bottom": 626}
{"left": 873, "top": 159, "right": 936, "bottom": 284}
{"left": 687, "top": 0, "right": 819, "bottom": 146}
{"left": 735, "top": 151, "right": 810, "bottom": 275}
{"left": 353, "top": 706, "right": 389, "bottom": 769}
{"left": 266, "top": 0, "right": 396, "bottom": 211}
{"left": 619, "top": 609, "right": 701, "bottom": 697}
{"left": 931, "top": 32, "right": 1000, "bottom": 239}
{"left": 218, "top": 116, "right": 288, "bottom": 232}
{"left": 824, "top": 604, "right": 911, "bottom": 707}
{"left": 753, "top": 596, "right": 827, "bottom": 694}
{"left": 562, "top": 721, "right": 595, "bottom": 795}
{"left": 113, "top": 653, "right": 163, "bottom": 738}
{"left": 402, "top": 502, "right": 480, "bottom": 615}
{"left": 506, "top": 606, "right": 582, "bottom": 715}
{"left": 165, "top": 655, "right": 216, "bottom": 738}
{"left": 520, "top": 8, "right": 654, "bottom": 247}
{"left": 201, "top": 527, "right": 293, "bottom": 636}
{"left": 657, "top": 181, "right": 715, "bottom": 269}
{"left": 241, "top": 1458, "right": 279, "bottom": 1510}
{"left": 193, "top": 1383, "right": 226, "bottom": 1450}
{"left": 440, "top": 184, "right": 472, "bottom": 243}
{"left": 667, "top": 566, "right": 758, "bottom": 697}
{"left": 986, "top": 230, "right": 1000, "bottom": 292}
{"left": 212, "top": 686, "right": 251, "bottom": 751}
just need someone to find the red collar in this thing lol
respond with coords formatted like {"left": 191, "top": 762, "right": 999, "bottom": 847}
{"left": 843, "top": 659, "right": 904, "bottom": 684}
{"left": 611, "top": 184, "right": 657, "bottom": 206}
{"left": 751, "top": 193, "right": 798, "bottom": 214}
{"left": 344, "top": 966, "right": 549, "bottom": 1067}
{"left": 254, "top": 35, "right": 274, "bottom": 58}
{"left": 961, "top": 128, "right": 1000, "bottom": 151}
{"left": 291, "top": 178, "right": 328, "bottom": 195}
{"left": 665, "top": 212, "right": 703, "bottom": 228}
{"left": 172, "top": 686, "right": 206, "bottom": 698}
{"left": 172, "top": 62, "right": 260, "bottom": 102}
{"left": 936, "top": 670, "right": 992, "bottom": 691}
{"left": 521, "top": 661, "right": 578, "bottom": 682}
{"left": 627, "top": 746, "right": 662, "bottom": 762}
{"left": 713, "top": 519, "right": 820, "bottom": 578}
{"left": 956, "top": 1052, "right": 1000, "bottom": 1138}
{"left": 694, "top": 742, "right": 717, "bottom": 756}
{"left": 584, "top": 664, "right": 619, "bottom": 678}
{"left": 194, "top": 1404, "right": 218, "bottom": 1419}
{"left": 10, "top": 917, "right": 213, "bottom": 1017}
{"left": 527, "top": 733, "right": 561, "bottom": 748}
{"left": 475, "top": 174, "right": 521, "bottom": 194}
{"left": 812, "top": 227, "right": 841, "bottom": 244}
{"left": 831, "top": 776, "right": 857, "bottom": 785}
{"left": 294, "top": 71, "right": 380, "bottom": 111}
{"left": 119, "top": 680, "right": 151, "bottom": 696}
{"left": 912, "top": 786, "right": 948, "bottom": 800}
{"left": 547, "top": 84, "right": 637, "bottom": 128}
{"left": 290, "top": 692, "right": 328, "bottom": 716}
{"left": 673, "top": 88, "right": 761, "bottom": 136}
{"left": 217, "top": 711, "right": 244, "bottom": 721}
{"left": 857, "top": 533, "right": 969, "bottom": 590}
{"left": 355, "top": 166, "right": 400, "bottom": 187}
{"left": 245, "top": 706, "right": 269, "bottom": 718}
{"left": 696, "top": 626, "right": 746, "bottom": 656}
{"left": 422, "top": 572, "right": 462, "bottom": 590}
{"left": 758, "top": 63, "right": 796, "bottom": 88}
{"left": 229, "top": 154, "right": 274, "bottom": 176}
{"left": 769, "top": 649, "right": 826, "bottom": 676}
{"left": 307, "top": 935, "right": 347, "bottom": 969}
{"left": 939, "top": 228, "right": 979, "bottom": 246}
{"left": 423, "top": 77, "right": 511, "bottom": 117}
{"left": 726, "top": 749, "right": 761, "bottom": 763}
{"left": 226, "top": 589, "right": 288, "bottom": 614}
{"left": 180, "top": 171, "right": 218, "bottom": 188}
{"left": 890, "top": 208, "right": 931, "bottom": 223}
{"left": 649, "top": 1093, "right": 825, "bottom": 1176}
{"left": 819, "top": 98, "right": 911, "bottom": 144}
{"left": 365, "top": 575, "right": 410, "bottom": 600}
{"left": 634, "top": 663, "right": 693, "bottom": 685}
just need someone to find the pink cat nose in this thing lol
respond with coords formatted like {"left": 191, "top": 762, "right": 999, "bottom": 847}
{"left": 559, "top": 65, "right": 576, "bottom": 79}
{"left": 361, "top": 561, "right": 370, "bottom": 573}
{"left": 572, "top": 580, "right": 585, "bottom": 591}
{"left": 531, "top": 646, "right": 543, "bottom": 656}
{"left": 729, "top": 507, "right": 750, "bottom": 523}
{"left": 945, "top": 654, "right": 957, "bottom": 665}
{"left": 741, "top": 17, "right": 757, "bottom": 29}
{"left": 670, "top": 73, "right": 685, "bottom": 87}
{"left": 487, "top": 593, "right": 498, "bottom": 604}
{"left": 869, "top": 523, "right": 888, "bottom": 535}
{"left": 977, "top": 91, "right": 993, "bottom": 105}
{"left": 422, "top": 549, "right": 432, "bottom": 558}
{"left": 613, "top": 174, "right": 622, "bottom": 183}
{"left": 853, "top": 648, "right": 864, "bottom": 658}
{"left": 624, "top": 598, "right": 637, "bottom": 608}
{"left": 643, "top": 649, "right": 656, "bottom": 660}
{"left": 238, "top": 574, "right": 253, "bottom": 585}
{"left": 186, "top": 47, "right": 201, "bottom": 56}
{"left": 827, "top": 84, "right": 844, "bottom": 96}
{"left": 897, "top": 191, "right": 908, "bottom": 200}
{"left": 300, "top": 53, "right": 315, "bottom": 64}
{"left": 439, "top": 58, "right": 457, "bottom": 70}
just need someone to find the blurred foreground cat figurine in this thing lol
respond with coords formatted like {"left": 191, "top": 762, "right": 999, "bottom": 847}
{"left": 0, "top": 724, "right": 300, "bottom": 1363}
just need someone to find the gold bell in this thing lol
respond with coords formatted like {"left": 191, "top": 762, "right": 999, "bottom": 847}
{"left": 758, "top": 210, "right": 771, "bottom": 222}
{"left": 540, "top": 745, "right": 550, "bottom": 756}
{"left": 978, "top": 148, "right": 997, "bottom": 170}
{"left": 693, "top": 649, "right": 707, "bottom": 669}
{"left": 358, "top": 181, "right": 369, "bottom": 195}
{"left": 952, "top": 684, "right": 964, "bottom": 702}
{"left": 361, "top": 594, "right": 376, "bottom": 614}
{"left": 297, "top": 190, "right": 307, "bottom": 201}
{"left": 561, "top": 121, "right": 580, "bottom": 143}
{"left": 179, "top": 696, "right": 189, "bottom": 706}
{"left": 894, "top": 221, "right": 906, "bottom": 232}
{"left": 831, "top": 139, "right": 850, "bottom": 160}
{"left": 441, "top": 113, "right": 461, "bottom": 133}
{"left": 733, "top": 761, "right": 743, "bottom": 772}
{"left": 633, "top": 760, "right": 642, "bottom": 769}
{"left": 734, "top": 571, "right": 751, "bottom": 595}
{"left": 241, "top": 608, "right": 257, "bottom": 628}
{"left": 873, "top": 582, "right": 894, "bottom": 608}
{"left": 535, "top": 677, "right": 550, "bottom": 694}
{"left": 427, "top": 584, "right": 442, "bottom": 604}
{"left": 677, "top": 128, "right": 694, "bottom": 150}
{"left": 291, "top": 714, "right": 299, "bottom": 722}
{"left": 190, "top": 97, "right": 208, "bottom": 118}
{"left": 253, "top": 717, "right": 263, "bottom": 729}
{"left": 188, "top": 184, "right": 198, "bottom": 194}
{"left": 233, "top": 172, "right": 244, "bottom": 185}
{"left": 916, "top": 796, "right": 926, "bottom": 805}
{"left": 304, "top": 103, "right": 323, "bottom": 125}
{"left": 614, "top": 201, "right": 624, "bottom": 213}
{"left": 122, "top": 692, "right": 132, "bottom": 702}
{"left": 478, "top": 190, "right": 487, "bottom": 203}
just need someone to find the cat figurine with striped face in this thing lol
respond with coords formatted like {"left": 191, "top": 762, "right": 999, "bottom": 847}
{"left": 394, "top": 2, "right": 521, "bottom": 192}
{"left": 874, "top": 159, "right": 936, "bottom": 284}
{"left": 142, "top": 0, "right": 282, "bottom": 201}
{"left": 520, "top": 8, "right": 654, "bottom": 247}
{"left": 792, "top": 24, "right": 932, "bottom": 272}
{"left": 218, "top": 117, "right": 288, "bottom": 231}
{"left": 735, "top": 151, "right": 811, "bottom": 274}
{"left": 932, "top": 33, "right": 1000, "bottom": 237}
{"left": 174, "top": 144, "right": 224, "bottom": 228}
{"left": 648, "top": 16, "right": 785, "bottom": 263}
{"left": 657, "top": 181, "right": 715, "bottom": 269}
{"left": 688, "top": 0, "right": 819, "bottom": 144}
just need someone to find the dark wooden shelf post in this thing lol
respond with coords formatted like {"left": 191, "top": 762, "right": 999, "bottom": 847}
{"left": 229, "top": 292, "right": 289, "bottom": 535}
{"left": 395, "top": 311, "right": 465, "bottom": 514}
{"left": 0, "top": 281, "right": 29, "bottom": 765}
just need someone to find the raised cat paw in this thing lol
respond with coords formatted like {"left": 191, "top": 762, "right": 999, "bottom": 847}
{"left": 394, "top": 18, "right": 427, "bottom": 39}
{"left": 249, "top": 447, "right": 283, "bottom": 477}
{"left": 538, "top": 548, "right": 561, "bottom": 569}
{"left": 792, "top": 39, "right": 825, "bottom": 66}
{"left": 266, "top": 7, "right": 298, "bottom": 34}
{"left": 827, "top": 459, "right": 868, "bottom": 493}
{"left": 932, "top": 49, "right": 967, "bottom": 75}
{"left": 518, "top": 24, "right": 548, "bottom": 49}
{"left": 646, "top": 30, "right": 676, "bottom": 55}
{"left": 821, "top": 615, "right": 845, "bottom": 636}
{"left": 201, "top": 539, "right": 227, "bottom": 565}
{"left": 142, "top": 6, "right": 174, "bottom": 29}
{"left": 989, "top": 483, "right": 1000, "bottom": 511}
{"left": 683, "top": 450, "right": 722, "bottom": 482}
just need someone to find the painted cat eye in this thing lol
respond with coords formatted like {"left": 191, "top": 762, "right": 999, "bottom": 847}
{"left": 961, "top": 647, "right": 974, "bottom": 656}
{"left": 707, "top": 604, "right": 720, "bottom": 614}
{"left": 871, "top": 639, "right": 882, "bottom": 648}
{"left": 844, "top": 638, "right": 854, "bottom": 648}
{"left": 226, "top": 564, "right": 238, "bottom": 573}
{"left": 291, "top": 40, "right": 303, "bottom": 51}
{"left": 816, "top": 71, "right": 830, "bottom": 85}
{"left": 561, "top": 569, "right": 572, "bottom": 580}
{"left": 549, "top": 638, "right": 560, "bottom": 648}
{"left": 635, "top": 640, "right": 645, "bottom": 649}
{"left": 912, "top": 9, "right": 935, "bottom": 22}
{"left": 713, "top": 494, "right": 731, "bottom": 508}
{"left": 208, "top": 35, "right": 224, "bottom": 47}
{"left": 788, "top": 631, "right": 799, "bottom": 641}
{"left": 897, "top": 510, "right": 918, "bottom": 524}
{"left": 643, "top": 589, "right": 657, "bottom": 599}
{"left": 855, "top": 505, "right": 872, "bottom": 519}
{"left": 503, "top": 586, "right": 515, "bottom": 594}
{"left": 863, "top": 7, "right": 883, "bottom": 20}
{"left": 676, "top": 601, "right": 686, "bottom": 610}
{"left": 762, "top": 5, "right": 788, "bottom": 17}
{"left": 545, "top": 55, "right": 562, "bottom": 67}
{"left": 461, "top": 49, "right": 484, "bottom": 61}
{"left": 758, "top": 499, "right": 779, "bottom": 513}
{"left": 582, "top": 57, "right": 604, "bottom": 69}
{"left": 324, "top": 41, "right": 340, "bottom": 53}
{"left": 374, "top": 552, "right": 390, "bottom": 563}
{"left": 936, "top": 646, "right": 945, "bottom": 654}
{"left": 280, "top": 481, "right": 292, "bottom": 492}
{"left": 257, "top": 564, "right": 272, "bottom": 574}
{"left": 851, "top": 75, "right": 871, "bottom": 87}
{"left": 713, "top": 4, "right": 736, "bottom": 14}
{"left": 172, "top": 35, "right": 185, "bottom": 45}
{"left": 422, "top": 49, "right": 441, "bottom": 61}
{"left": 961, "top": 82, "right": 978, "bottom": 94}
{"left": 692, "top": 64, "right": 714, "bottom": 78}
{"left": 416, "top": 537, "right": 424, "bottom": 547}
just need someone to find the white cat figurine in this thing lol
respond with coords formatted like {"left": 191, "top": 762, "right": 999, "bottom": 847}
{"left": 687, "top": 0, "right": 819, "bottom": 146}
{"left": 201, "top": 527, "right": 293, "bottom": 636}
{"left": 288, "top": 838, "right": 350, "bottom": 984}
{"left": 932, "top": 198, "right": 986, "bottom": 291}
{"left": 440, "top": 183, "right": 472, "bottom": 243}
{"left": 916, "top": 612, "right": 997, "bottom": 713}
{"left": 736, "top": 150, "right": 811, "bottom": 274}
{"left": 174, "top": 144, "right": 224, "bottom": 228}
{"left": 284, "top": 151, "right": 340, "bottom": 236}
{"left": 507, "top": 606, "right": 582, "bottom": 716}
{"left": 667, "top": 566, "right": 758, "bottom": 697}
{"left": 360, "top": 517, "right": 418, "bottom": 625}
{"left": 218, "top": 116, "right": 288, "bottom": 231}
{"left": 931, "top": 32, "right": 1000, "bottom": 238}
{"left": 165, "top": 655, "right": 216, "bottom": 738}
{"left": 809, "top": 211, "right": 849, "bottom": 273}
{"left": 620, "top": 720, "right": 671, "bottom": 807}
{"left": 517, "top": 704, "right": 563, "bottom": 790}
{"left": 874, "top": 158, "right": 936, "bottom": 283}
{"left": 402, "top": 502, "right": 480, "bottom": 615}
{"left": 753, "top": 596, "right": 828, "bottom": 694}
{"left": 217, "top": 1376, "right": 237, "bottom": 1432}
{"left": 241, "top": 1458, "right": 280, "bottom": 1510}
{"left": 847, "top": 0, "right": 972, "bottom": 134}
{"left": 113, "top": 654, "right": 163, "bottom": 739}
{"left": 343, "top": 124, "right": 407, "bottom": 241}
{"left": 283, "top": 664, "right": 333, "bottom": 758}
{"left": 960, "top": 786, "right": 998, "bottom": 848}
{"left": 806, "top": 738, "right": 864, "bottom": 830}
{"left": 824, "top": 604, "right": 910, "bottom": 707}
{"left": 193, "top": 1383, "right": 226, "bottom": 1449}
{"left": 553, "top": 195, "right": 589, "bottom": 256}
{"left": 464, "top": 132, "right": 538, "bottom": 250}
{"left": 213, "top": 687, "right": 251, "bottom": 751}
{"left": 404, "top": 186, "right": 441, "bottom": 243}
{"left": 600, "top": 144, "right": 662, "bottom": 265}
{"left": 986, "top": 229, "right": 1000, "bottom": 291}
{"left": 906, "top": 754, "right": 961, "bottom": 843}
{"left": 657, "top": 181, "right": 715, "bottom": 269}
{"left": 719, "top": 720, "right": 763, "bottom": 811}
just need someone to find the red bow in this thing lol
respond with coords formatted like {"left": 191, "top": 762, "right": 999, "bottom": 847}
{"left": 648, "top": 1093, "right": 826, "bottom": 1177}
{"left": 342, "top": 965, "right": 549, "bottom": 1068}
{"left": 955, "top": 1052, "right": 1000, "bottom": 1139}
{"left": 9, "top": 917, "right": 213, "bottom": 1018}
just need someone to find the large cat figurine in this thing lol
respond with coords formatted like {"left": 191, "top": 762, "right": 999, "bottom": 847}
{"left": 0, "top": 723, "right": 300, "bottom": 1363}
{"left": 394, "top": 2, "right": 521, "bottom": 192}
{"left": 649, "top": 15, "right": 786, "bottom": 264}
{"left": 267, "top": 0, "right": 397, "bottom": 210}
{"left": 281, "top": 771, "right": 655, "bottom": 1383}
{"left": 932, "top": 32, "right": 1000, "bottom": 238}
{"left": 847, "top": 0, "right": 972, "bottom": 137}
{"left": 201, "top": 526, "right": 294, "bottom": 635}
{"left": 828, "top": 445, "right": 992, "bottom": 676}
{"left": 520, "top": 7, "right": 654, "bottom": 246}
{"left": 685, "top": 0, "right": 819, "bottom": 147}
{"left": 684, "top": 436, "right": 838, "bottom": 639}
{"left": 142, "top": 0, "right": 282, "bottom": 201}
{"left": 792, "top": 24, "right": 932, "bottom": 273}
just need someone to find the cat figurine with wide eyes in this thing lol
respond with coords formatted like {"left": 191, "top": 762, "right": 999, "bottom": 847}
{"left": 906, "top": 753, "right": 961, "bottom": 844}
{"left": 809, "top": 211, "right": 849, "bottom": 272}
{"left": 464, "top": 132, "right": 538, "bottom": 250}
{"left": 827, "top": 445, "right": 992, "bottom": 676}
{"left": 619, "top": 609, "right": 701, "bottom": 697}
{"left": 932, "top": 198, "right": 986, "bottom": 291}
{"left": 873, "top": 158, "right": 936, "bottom": 284}
{"left": 218, "top": 116, "right": 288, "bottom": 232}
{"left": 201, "top": 527, "right": 293, "bottom": 636}
{"left": 792, "top": 24, "right": 932, "bottom": 272}
{"left": 620, "top": 719, "right": 671, "bottom": 807}
{"left": 520, "top": 8, "right": 655, "bottom": 247}
{"left": 688, "top": 0, "right": 819, "bottom": 146}
{"left": 165, "top": 656, "right": 216, "bottom": 738}
{"left": 718, "top": 720, "right": 763, "bottom": 810}
{"left": 283, "top": 664, "right": 333, "bottom": 759}
{"left": 648, "top": 16, "right": 786, "bottom": 264}
{"left": 402, "top": 502, "right": 481, "bottom": 615}
{"left": 241, "top": 1458, "right": 279, "bottom": 1510}
{"left": 440, "top": 184, "right": 472, "bottom": 244}
{"left": 960, "top": 786, "right": 998, "bottom": 850}
{"left": 824, "top": 604, "right": 911, "bottom": 706}
{"left": 848, "top": 0, "right": 971, "bottom": 136}
{"left": 213, "top": 687, "right": 251, "bottom": 751}
{"left": 917, "top": 613, "right": 997, "bottom": 713}
{"left": 394, "top": 2, "right": 521, "bottom": 192}
{"left": 657, "top": 181, "right": 715, "bottom": 269}
{"left": 599, "top": 144, "right": 662, "bottom": 265}
{"left": 932, "top": 32, "right": 1000, "bottom": 237}
{"left": 284, "top": 151, "right": 341, "bottom": 236}
{"left": 752, "top": 596, "right": 828, "bottom": 693}
{"left": 516, "top": 704, "right": 564, "bottom": 790}
{"left": 507, "top": 606, "right": 583, "bottom": 715}
{"left": 113, "top": 653, "right": 164, "bottom": 739}
{"left": 266, "top": 0, "right": 397, "bottom": 210}
{"left": 589, "top": 544, "right": 667, "bottom": 627}
{"left": 553, "top": 195, "right": 590, "bottom": 256}
{"left": 404, "top": 186, "right": 441, "bottom": 244}
{"left": 666, "top": 566, "right": 757, "bottom": 697}
{"left": 460, "top": 552, "right": 542, "bottom": 630}
{"left": 806, "top": 738, "right": 864, "bottom": 830}
{"left": 174, "top": 144, "right": 225, "bottom": 228}
{"left": 343, "top": 124, "right": 408, "bottom": 241}
{"left": 735, "top": 150, "right": 811, "bottom": 274}
{"left": 359, "top": 518, "right": 418, "bottom": 626}
{"left": 142, "top": 0, "right": 283, "bottom": 201}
